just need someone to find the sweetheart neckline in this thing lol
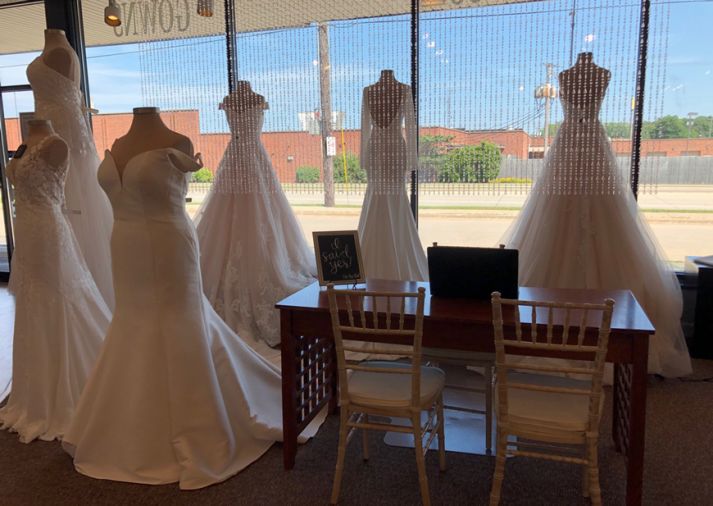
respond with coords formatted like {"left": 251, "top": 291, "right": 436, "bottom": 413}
{"left": 102, "top": 147, "right": 200, "bottom": 188}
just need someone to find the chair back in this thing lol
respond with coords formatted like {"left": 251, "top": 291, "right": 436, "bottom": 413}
{"left": 327, "top": 284, "right": 427, "bottom": 409}
{"left": 490, "top": 291, "right": 615, "bottom": 430}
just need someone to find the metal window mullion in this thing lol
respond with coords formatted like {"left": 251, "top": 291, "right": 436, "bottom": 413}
{"left": 225, "top": 0, "right": 238, "bottom": 93}
{"left": 629, "top": 0, "right": 651, "bottom": 200}
{"left": 410, "top": 0, "right": 420, "bottom": 225}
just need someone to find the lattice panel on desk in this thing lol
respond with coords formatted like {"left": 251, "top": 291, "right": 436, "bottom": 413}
{"left": 295, "top": 334, "right": 335, "bottom": 428}
{"left": 614, "top": 363, "right": 633, "bottom": 456}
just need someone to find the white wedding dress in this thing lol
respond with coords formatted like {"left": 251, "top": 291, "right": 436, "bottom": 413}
{"left": 358, "top": 86, "right": 428, "bottom": 281}
{"left": 0, "top": 134, "right": 108, "bottom": 443}
{"left": 501, "top": 64, "right": 691, "bottom": 378}
{"left": 195, "top": 104, "right": 316, "bottom": 348}
{"left": 62, "top": 148, "right": 320, "bottom": 489}
{"left": 27, "top": 55, "right": 114, "bottom": 308}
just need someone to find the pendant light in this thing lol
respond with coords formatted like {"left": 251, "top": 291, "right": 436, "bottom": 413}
{"left": 104, "top": 0, "right": 121, "bottom": 27}
{"left": 197, "top": 0, "right": 214, "bottom": 17}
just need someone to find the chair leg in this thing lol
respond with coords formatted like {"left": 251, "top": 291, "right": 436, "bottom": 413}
{"left": 412, "top": 414, "right": 431, "bottom": 506}
{"left": 485, "top": 364, "right": 493, "bottom": 455}
{"left": 361, "top": 413, "right": 369, "bottom": 461}
{"left": 587, "top": 435, "right": 602, "bottom": 506}
{"left": 330, "top": 409, "right": 350, "bottom": 505}
{"left": 436, "top": 397, "right": 447, "bottom": 472}
{"left": 582, "top": 458, "right": 590, "bottom": 498}
{"left": 489, "top": 429, "right": 508, "bottom": 506}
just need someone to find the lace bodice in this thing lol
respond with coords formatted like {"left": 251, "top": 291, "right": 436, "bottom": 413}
{"left": 230, "top": 106, "right": 264, "bottom": 144}
{"left": 98, "top": 148, "right": 202, "bottom": 221}
{"left": 27, "top": 57, "right": 95, "bottom": 160}
{"left": 6, "top": 135, "right": 68, "bottom": 209}
{"left": 559, "top": 68, "right": 609, "bottom": 124}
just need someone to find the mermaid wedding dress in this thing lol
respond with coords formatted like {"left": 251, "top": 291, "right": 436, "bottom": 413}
{"left": 195, "top": 101, "right": 315, "bottom": 348}
{"left": 501, "top": 54, "right": 691, "bottom": 377}
{"left": 358, "top": 78, "right": 428, "bottom": 281}
{"left": 0, "top": 134, "right": 108, "bottom": 442}
{"left": 27, "top": 52, "right": 114, "bottom": 308}
{"left": 63, "top": 148, "right": 320, "bottom": 489}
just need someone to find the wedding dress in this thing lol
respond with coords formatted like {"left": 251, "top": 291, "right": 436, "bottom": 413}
{"left": 0, "top": 134, "right": 108, "bottom": 442}
{"left": 27, "top": 55, "right": 114, "bottom": 308}
{"left": 62, "top": 148, "right": 320, "bottom": 489}
{"left": 195, "top": 103, "right": 316, "bottom": 348}
{"left": 358, "top": 84, "right": 428, "bottom": 281}
{"left": 501, "top": 57, "right": 691, "bottom": 378}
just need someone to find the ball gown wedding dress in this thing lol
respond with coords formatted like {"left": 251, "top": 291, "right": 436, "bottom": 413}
{"left": 358, "top": 85, "right": 428, "bottom": 281}
{"left": 501, "top": 59, "right": 691, "bottom": 378}
{"left": 62, "top": 148, "right": 320, "bottom": 489}
{"left": 0, "top": 134, "right": 109, "bottom": 442}
{"left": 195, "top": 104, "right": 315, "bottom": 348}
{"left": 27, "top": 54, "right": 114, "bottom": 308}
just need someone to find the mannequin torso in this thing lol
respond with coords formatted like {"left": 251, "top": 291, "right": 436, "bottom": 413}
{"left": 221, "top": 81, "right": 268, "bottom": 114}
{"left": 25, "top": 119, "right": 68, "bottom": 166}
{"left": 110, "top": 107, "right": 193, "bottom": 174}
{"left": 558, "top": 52, "right": 610, "bottom": 117}
{"left": 366, "top": 70, "right": 409, "bottom": 128}
{"left": 41, "top": 29, "right": 80, "bottom": 86}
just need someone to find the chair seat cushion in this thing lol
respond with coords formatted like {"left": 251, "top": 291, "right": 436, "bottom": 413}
{"left": 499, "top": 373, "right": 604, "bottom": 431}
{"left": 347, "top": 361, "right": 445, "bottom": 409}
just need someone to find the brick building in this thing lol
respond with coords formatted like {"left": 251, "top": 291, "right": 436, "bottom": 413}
{"left": 5, "top": 110, "right": 712, "bottom": 184}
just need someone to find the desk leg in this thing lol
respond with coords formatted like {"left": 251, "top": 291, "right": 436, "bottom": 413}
{"left": 281, "top": 310, "right": 298, "bottom": 470}
{"left": 626, "top": 336, "right": 648, "bottom": 506}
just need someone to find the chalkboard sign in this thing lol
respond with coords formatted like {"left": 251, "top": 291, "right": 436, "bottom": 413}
{"left": 313, "top": 230, "right": 365, "bottom": 286}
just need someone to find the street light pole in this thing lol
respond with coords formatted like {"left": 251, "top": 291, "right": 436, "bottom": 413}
{"left": 686, "top": 111, "right": 698, "bottom": 153}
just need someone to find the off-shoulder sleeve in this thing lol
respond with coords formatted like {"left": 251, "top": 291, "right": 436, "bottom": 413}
{"left": 360, "top": 87, "right": 371, "bottom": 176}
{"left": 167, "top": 150, "right": 203, "bottom": 174}
{"left": 402, "top": 87, "right": 418, "bottom": 172}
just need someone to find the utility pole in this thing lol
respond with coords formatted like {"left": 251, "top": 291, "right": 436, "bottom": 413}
{"left": 535, "top": 64, "right": 557, "bottom": 156}
{"left": 318, "top": 23, "right": 335, "bottom": 207}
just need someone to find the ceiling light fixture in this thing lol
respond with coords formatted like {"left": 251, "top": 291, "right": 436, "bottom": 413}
{"left": 104, "top": 0, "right": 121, "bottom": 27}
{"left": 197, "top": 0, "right": 214, "bottom": 17}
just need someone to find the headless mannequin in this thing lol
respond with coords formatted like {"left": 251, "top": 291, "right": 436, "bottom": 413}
{"left": 558, "top": 52, "right": 611, "bottom": 113}
{"left": 25, "top": 119, "right": 68, "bottom": 166}
{"left": 110, "top": 107, "right": 193, "bottom": 174}
{"left": 366, "top": 70, "right": 409, "bottom": 128}
{"left": 41, "top": 29, "right": 80, "bottom": 86}
{"left": 220, "top": 81, "right": 268, "bottom": 114}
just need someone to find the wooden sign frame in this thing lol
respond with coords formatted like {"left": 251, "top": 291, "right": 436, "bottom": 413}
{"left": 312, "top": 230, "right": 365, "bottom": 286}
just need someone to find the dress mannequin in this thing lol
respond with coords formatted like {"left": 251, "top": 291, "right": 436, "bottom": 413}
{"left": 26, "top": 120, "right": 67, "bottom": 165}
{"left": 358, "top": 69, "right": 428, "bottom": 281}
{"left": 110, "top": 107, "right": 193, "bottom": 173}
{"left": 559, "top": 52, "right": 611, "bottom": 118}
{"left": 221, "top": 81, "right": 269, "bottom": 113}
{"left": 41, "top": 29, "right": 80, "bottom": 86}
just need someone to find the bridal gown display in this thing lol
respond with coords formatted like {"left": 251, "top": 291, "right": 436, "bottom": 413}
{"left": 0, "top": 134, "right": 108, "bottom": 442}
{"left": 501, "top": 54, "right": 691, "bottom": 377}
{"left": 195, "top": 100, "right": 316, "bottom": 349}
{"left": 358, "top": 78, "right": 428, "bottom": 281}
{"left": 62, "top": 148, "right": 320, "bottom": 489}
{"left": 27, "top": 51, "right": 114, "bottom": 308}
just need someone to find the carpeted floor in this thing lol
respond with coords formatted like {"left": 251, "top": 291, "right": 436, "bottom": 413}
{"left": 1, "top": 360, "right": 712, "bottom": 505}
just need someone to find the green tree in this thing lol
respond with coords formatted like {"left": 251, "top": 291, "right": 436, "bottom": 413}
{"left": 642, "top": 115, "right": 688, "bottom": 139}
{"left": 419, "top": 134, "right": 454, "bottom": 182}
{"left": 603, "top": 122, "right": 632, "bottom": 139}
{"left": 192, "top": 167, "right": 214, "bottom": 183}
{"left": 295, "top": 166, "right": 320, "bottom": 183}
{"left": 333, "top": 152, "right": 366, "bottom": 183}
{"left": 692, "top": 115, "right": 713, "bottom": 138}
{"left": 438, "top": 141, "right": 501, "bottom": 183}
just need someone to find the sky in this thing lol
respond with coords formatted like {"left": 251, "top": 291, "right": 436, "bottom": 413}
{"left": 0, "top": 0, "right": 711, "bottom": 135}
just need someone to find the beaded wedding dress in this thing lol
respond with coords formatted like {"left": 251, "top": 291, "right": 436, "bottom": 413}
{"left": 0, "top": 135, "right": 108, "bottom": 442}
{"left": 27, "top": 55, "right": 114, "bottom": 308}
{"left": 358, "top": 83, "right": 428, "bottom": 281}
{"left": 501, "top": 57, "right": 691, "bottom": 377}
{"left": 62, "top": 148, "right": 319, "bottom": 489}
{"left": 195, "top": 104, "right": 315, "bottom": 348}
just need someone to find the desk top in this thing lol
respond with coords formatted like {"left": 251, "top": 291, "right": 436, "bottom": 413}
{"left": 276, "top": 279, "right": 655, "bottom": 335}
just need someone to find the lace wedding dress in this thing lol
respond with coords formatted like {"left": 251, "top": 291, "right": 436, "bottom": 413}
{"left": 501, "top": 59, "right": 691, "bottom": 378}
{"left": 63, "top": 148, "right": 320, "bottom": 489}
{"left": 195, "top": 104, "right": 315, "bottom": 348}
{"left": 27, "top": 55, "right": 114, "bottom": 308}
{"left": 358, "top": 85, "right": 428, "bottom": 281}
{"left": 0, "top": 135, "right": 108, "bottom": 442}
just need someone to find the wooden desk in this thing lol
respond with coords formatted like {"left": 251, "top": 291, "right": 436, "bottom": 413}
{"left": 277, "top": 280, "right": 654, "bottom": 505}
